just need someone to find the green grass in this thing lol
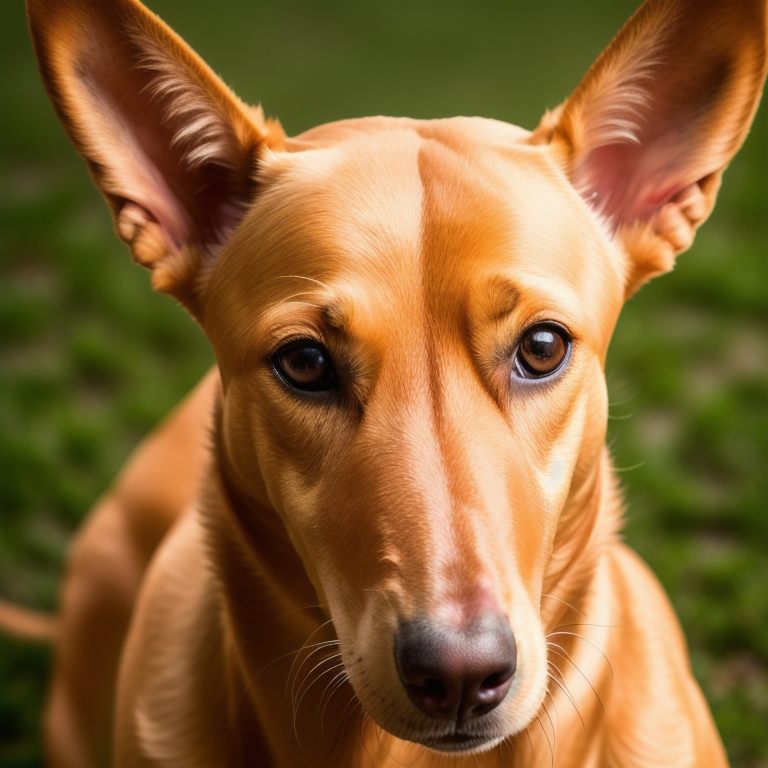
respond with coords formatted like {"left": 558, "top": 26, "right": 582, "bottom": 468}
{"left": 1, "top": 1, "right": 766, "bottom": 765}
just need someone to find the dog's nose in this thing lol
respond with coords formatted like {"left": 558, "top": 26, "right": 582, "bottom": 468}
{"left": 395, "top": 614, "right": 516, "bottom": 723}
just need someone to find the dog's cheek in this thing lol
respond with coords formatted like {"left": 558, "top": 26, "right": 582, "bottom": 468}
{"left": 218, "top": 369, "right": 352, "bottom": 498}
{"left": 330, "top": 590, "right": 406, "bottom": 731}
{"left": 500, "top": 606, "right": 551, "bottom": 735}
{"left": 568, "top": 365, "right": 611, "bottom": 493}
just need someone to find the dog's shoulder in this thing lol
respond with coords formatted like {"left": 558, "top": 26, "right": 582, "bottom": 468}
{"left": 114, "top": 509, "right": 232, "bottom": 767}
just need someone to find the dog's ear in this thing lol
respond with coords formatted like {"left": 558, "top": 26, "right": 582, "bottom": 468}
{"left": 533, "top": 0, "right": 767, "bottom": 296}
{"left": 27, "top": 0, "right": 285, "bottom": 313}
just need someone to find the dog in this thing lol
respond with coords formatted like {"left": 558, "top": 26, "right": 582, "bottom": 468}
{"left": 2, "top": 0, "right": 765, "bottom": 764}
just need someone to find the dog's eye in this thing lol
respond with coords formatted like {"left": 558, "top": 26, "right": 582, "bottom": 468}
{"left": 273, "top": 340, "right": 337, "bottom": 392}
{"left": 514, "top": 324, "right": 570, "bottom": 379}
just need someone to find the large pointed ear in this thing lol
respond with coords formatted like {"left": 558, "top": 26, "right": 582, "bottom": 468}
{"left": 533, "top": 0, "right": 767, "bottom": 296}
{"left": 27, "top": 0, "right": 285, "bottom": 313}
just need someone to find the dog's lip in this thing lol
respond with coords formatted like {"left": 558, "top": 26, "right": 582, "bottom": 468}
{"left": 421, "top": 731, "right": 499, "bottom": 753}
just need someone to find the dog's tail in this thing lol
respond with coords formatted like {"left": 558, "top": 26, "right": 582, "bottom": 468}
{"left": 0, "top": 597, "right": 58, "bottom": 643}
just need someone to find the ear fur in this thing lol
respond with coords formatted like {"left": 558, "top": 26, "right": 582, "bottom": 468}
{"left": 536, "top": 0, "right": 767, "bottom": 296}
{"left": 27, "top": 0, "right": 285, "bottom": 313}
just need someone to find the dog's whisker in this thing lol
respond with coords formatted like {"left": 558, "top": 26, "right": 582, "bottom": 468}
{"left": 285, "top": 640, "right": 340, "bottom": 705}
{"left": 374, "top": 722, "right": 412, "bottom": 768}
{"left": 270, "top": 290, "right": 325, "bottom": 309}
{"left": 536, "top": 713, "right": 555, "bottom": 767}
{"left": 293, "top": 658, "right": 344, "bottom": 730}
{"left": 606, "top": 392, "right": 638, "bottom": 408}
{"left": 287, "top": 639, "right": 340, "bottom": 692}
{"left": 373, "top": 722, "right": 400, "bottom": 768}
{"left": 547, "top": 665, "right": 585, "bottom": 729}
{"left": 547, "top": 645, "right": 605, "bottom": 712}
{"left": 541, "top": 698, "right": 557, "bottom": 752}
{"left": 289, "top": 650, "right": 340, "bottom": 747}
{"left": 294, "top": 652, "right": 342, "bottom": 694}
{"left": 318, "top": 666, "right": 348, "bottom": 706}
{"left": 284, "top": 618, "right": 336, "bottom": 698}
{"left": 293, "top": 653, "right": 343, "bottom": 709}
{"left": 613, "top": 461, "right": 646, "bottom": 473}
{"left": 551, "top": 622, "right": 615, "bottom": 630}
{"left": 546, "top": 639, "right": 570, "bottom": 657}
{"left": 325, "top": 687, "right": 357, "bottom": 751}
{"left": 289, "top": 642, "right": 341, "bottom": 708}
{"left": 373, "top": 723, "right": 386, "bottom": 763}
{"left": 358, "top": 711, "right": 376, "bottom": 767}
{"left": 545, "top": 688, "right": 561, "bottom": 728}
{"left": 235, "top": 604, "right": 324, "bottom": 657}
{"left": 362, "top": 586, "right": 397, "bottom": 615}
{"left": 540, "top": 593, "right": 583, "bottom": 616}
{"left": 335, "top": 690, "right": 362, "bottom": 741}
{"left": 318, "top": 670, "right": 350, "bottom": 735}
{"left": 524, "top": 723, "right": 535, "bottom": 755}
{"left": 325, "top": 579, "right": 363, "bottom": 616}
{"left": 239, "top": 640, "right": 336, "bottom": 706}
{"left": 268, "top": 274, "right": 334, "bottom": 292}
{"left": 547, "top": 631, "right": 614, "bottom": 676}
{"left": 275, "top": 300, "right": 323, "bottom": 310}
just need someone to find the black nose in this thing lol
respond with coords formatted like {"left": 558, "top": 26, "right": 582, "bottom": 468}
{"left": 395, "top": 614, "right": 516, "bottom": 723}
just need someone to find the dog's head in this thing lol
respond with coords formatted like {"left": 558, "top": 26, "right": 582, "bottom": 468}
{"left": 28, "top": 0, "right": 766, "bottom": 754}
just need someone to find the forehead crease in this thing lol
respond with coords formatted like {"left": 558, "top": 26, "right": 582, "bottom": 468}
{"left": 418, "top": 139, "right": 514, "bottom": 261}
{"left": 416, "top": 140, "right": 624, "bottom": 314}
{"left": 266, "top": 130, "right": 441, "bottom": 364}
{"left": 315, "top": 131, "right": 426, "bottom": 273}
{"left": 253, "top": 133, "right": 426, "bottom": 256}
{"left": 228, "top": 131, "right": 431, "bottom": 338}
{"left": 416, "top": 139, "right": 518, "bottom": 357}
{"left": 319, "top": 131, "right": 432, "bottom": 350}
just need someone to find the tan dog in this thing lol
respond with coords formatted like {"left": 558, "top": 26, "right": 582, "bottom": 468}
{"left": 8, "top": 0, "right": 766, "bottom": 764}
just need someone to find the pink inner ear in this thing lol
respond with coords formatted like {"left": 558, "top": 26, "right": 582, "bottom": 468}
{"left": 74, "top": 31, "right": 257, "bottom": 261}
{"left": 578, "top": 139, "right": 692, "bottom": 228}
{"left": 562, "top": 0, "right": 764, "bottom": 236}
{"left": 572, "top": 75, "right": 710, "bottom": 230}
{"left": 104, "top": 119, "right": 191, "bottom": 254}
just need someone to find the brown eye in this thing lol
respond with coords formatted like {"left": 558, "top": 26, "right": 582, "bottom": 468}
{"left": 273, "top": 341, "right": 336, "bottom": 392}
{"left": 514, "top": 324, "right": 570, "bottom": 379}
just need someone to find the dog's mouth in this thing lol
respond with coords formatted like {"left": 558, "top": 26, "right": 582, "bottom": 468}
{"left": 420, "top": 731, "right": 504, "bottom": 754}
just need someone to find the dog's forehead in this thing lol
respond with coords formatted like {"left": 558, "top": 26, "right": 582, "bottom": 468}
{"left": 217, "top": 117, "right": 623, "bottom": 340}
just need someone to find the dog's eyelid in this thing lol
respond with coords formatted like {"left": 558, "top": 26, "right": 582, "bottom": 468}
{"left": 270, "top": 332, "right": 327, "bottom": 353}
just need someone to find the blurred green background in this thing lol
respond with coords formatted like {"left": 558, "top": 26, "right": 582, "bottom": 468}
{"left": 0, "top": 1, "right": 766, "bottom": 765}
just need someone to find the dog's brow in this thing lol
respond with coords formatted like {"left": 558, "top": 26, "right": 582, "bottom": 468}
{"left": 321, "top": 297, "right": 352, "bottom": 334}
{"left": 484, "top": 276, "right": 521, "bottom": 321}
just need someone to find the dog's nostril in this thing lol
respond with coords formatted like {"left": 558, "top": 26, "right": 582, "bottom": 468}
{"left": 480, "top": 671, "right": 508, "bottom": 690}
{"left": 395, "top": 614, "right": 516, "bottom": 722}
{"left": 422, "top": 677, "right": 446, "bottom": 695}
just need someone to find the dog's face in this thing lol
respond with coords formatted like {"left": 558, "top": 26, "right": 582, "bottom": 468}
{"left": 28, "top": 0, "right": 766, "bottom": 755}
{"left": 207, "top": 118, "right": 623, "bottom": 748}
